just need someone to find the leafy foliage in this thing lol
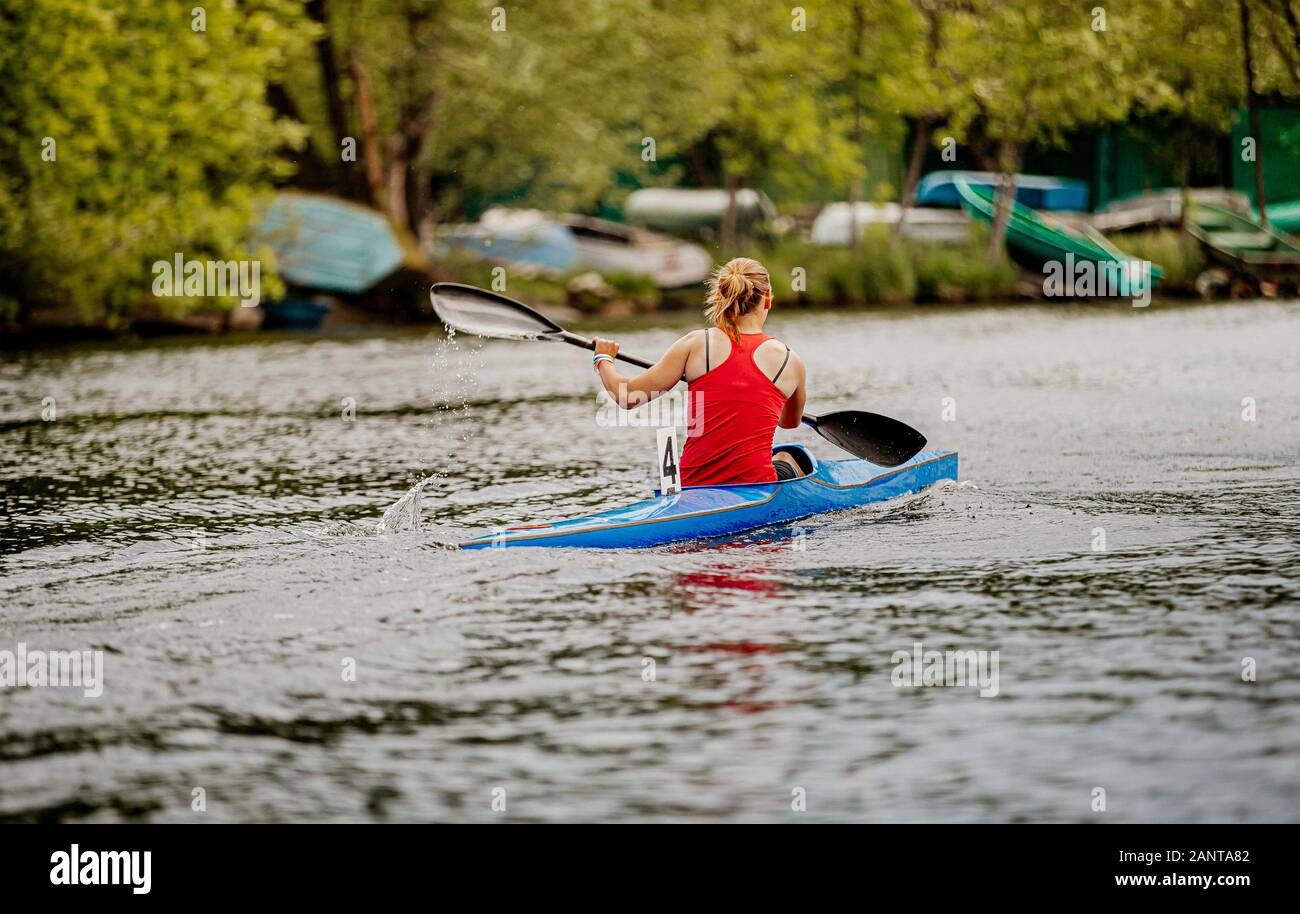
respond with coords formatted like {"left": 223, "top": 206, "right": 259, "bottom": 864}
{"left": 2, "top": 0, "right": 1298, "bottom": 327}
{"left": 0, "top": 0, "right": 313, "bottom": 326}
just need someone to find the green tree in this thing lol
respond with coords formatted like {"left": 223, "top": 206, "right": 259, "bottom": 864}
{"left": 1247, "top": 0, "right": 1300, "bottom": 92}
{"left": 1125, "top": 0, "right": 1300, "bottom": 221}
{"left": 939, "top": 0, "right": 1138, "bottom": 259}
{"left": 889, "top": 0, "right": 964, "bottom": 237}
{"left": 0, "top": 0, "right": 312, "bottom": 327}
{"left": 1237, "top": 0, "right": 1300, "bottom": 219}
{"left": 286, "top": 0, "right": 727, "bottom": 230}
{"left": 1126, "top": 0, "right": 1243, "bottom": 219}
{"left": 811, "top": 0, "right": 924, "bottom": 248}
{"left": 703, "top": 1, "right": 897, "bottom": 250}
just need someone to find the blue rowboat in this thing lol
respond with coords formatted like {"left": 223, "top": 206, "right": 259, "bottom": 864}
{"left": 440, "top": 210, "right": 578, "bottom": 274}
{"left": 918, "top": 170, "right": 1089, "bottom": 212}
{"left": 461, "top": 446, "right": 957, "bottom": 549}
{"left": 255, "top": 193, "right": 407, "bottom": 294}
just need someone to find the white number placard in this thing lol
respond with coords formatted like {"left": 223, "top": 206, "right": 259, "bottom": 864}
{"left": 656, "top": 426, "right": 681, "bottom": 495}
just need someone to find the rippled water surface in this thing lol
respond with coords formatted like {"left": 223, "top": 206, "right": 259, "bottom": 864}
{"left": 2, "top": 301, "right": 1297, "bottom": 822}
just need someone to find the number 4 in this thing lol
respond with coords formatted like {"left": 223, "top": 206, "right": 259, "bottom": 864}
{"left": 656, "top": 427, "right": 681, "bottom": 495}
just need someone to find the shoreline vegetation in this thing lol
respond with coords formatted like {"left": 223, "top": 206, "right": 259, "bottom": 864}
{"left": 2, "top": 0, "right": 1297, "bottom": 347}
{"left": 2, "top": 224, "right": 1223, "bottom": 347}
{"left": 2, "top": 294, "right": 1269, "bottom": 360}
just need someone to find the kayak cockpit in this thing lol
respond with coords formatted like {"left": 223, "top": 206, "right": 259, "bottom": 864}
{"left": 772, "top": 443, "right": 817, "bottom": 478}
{"left": 654, "top": 444, "right": 819, "bottom": 495}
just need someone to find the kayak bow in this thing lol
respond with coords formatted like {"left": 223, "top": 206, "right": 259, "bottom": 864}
{"left": 462, "top": 446, "right": 957, "bottom": 549}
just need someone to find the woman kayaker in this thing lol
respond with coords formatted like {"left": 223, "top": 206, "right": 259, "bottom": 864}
{"left": 592, "top": 257, "right": 807, "bottom": 485}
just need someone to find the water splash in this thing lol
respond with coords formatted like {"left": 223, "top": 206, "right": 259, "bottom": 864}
{"left": 376, "top": 475, "right": 438, "bottom": 533}
{"left": 375, "top": 330, "right": 483, "bottom": 534}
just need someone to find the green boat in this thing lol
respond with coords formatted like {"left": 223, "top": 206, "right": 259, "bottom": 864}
{"left": 1186, "top": 202, "right": 1300, "bottom": 286}
{"left": 953, "top": 178, "right": 1162, "bottom": 298}
{"left": 1259, "top": 199, "right": 1300, "bottom": 237}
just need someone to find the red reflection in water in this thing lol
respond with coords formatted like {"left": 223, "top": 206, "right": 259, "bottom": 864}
{"left": 664, "top": 550, "right": 796, "bottom": 714}
{"left": 666, "top": 540, "right": 790, "bottom": 608}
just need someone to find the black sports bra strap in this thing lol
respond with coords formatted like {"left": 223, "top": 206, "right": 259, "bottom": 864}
{"left": 771, "top": 344, "right": 791, "bottom": 383}
{"left": 705, "top": 328, "right": 710, "bottom": 373}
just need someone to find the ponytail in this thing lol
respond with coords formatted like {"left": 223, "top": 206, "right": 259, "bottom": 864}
{"left": 704, "top": 257, "right": 771, "bottom": 340}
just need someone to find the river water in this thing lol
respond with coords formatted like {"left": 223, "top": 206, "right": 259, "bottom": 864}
{"left": 1, "top": 300, "right": 1297, "bottom": 822}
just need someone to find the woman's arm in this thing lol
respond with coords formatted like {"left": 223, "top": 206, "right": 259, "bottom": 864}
{"left": 778, "top": 354, "right": 807, "bottom": 429}
{"left": 592, "top": 333, "right": 695, "bottom": 409}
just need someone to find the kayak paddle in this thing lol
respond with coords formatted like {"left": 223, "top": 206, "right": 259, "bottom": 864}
{"left": 799, "top": 410, "right": 926, "bottom": 468}
{"left": 430, "top": 283, "right": 927, "bottom": 466}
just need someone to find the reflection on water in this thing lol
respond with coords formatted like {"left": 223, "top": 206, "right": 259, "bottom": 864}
{"left": 1, "top": 302, "right": 1298, "bottom": 822}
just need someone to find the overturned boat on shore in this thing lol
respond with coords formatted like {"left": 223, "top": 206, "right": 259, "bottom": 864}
{"left": 1185, "top": 201, "right": 1300, "bottom": 292}
{"left": 954, "top": 178, "right": 1162, "bottom": 298}
{"left": 438, "top": 209, "right": 711, "bottom": 288}
{"left": 810, "top": 202, "right": 970, "bottom": 245}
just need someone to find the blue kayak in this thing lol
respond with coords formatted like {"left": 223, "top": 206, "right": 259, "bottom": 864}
{"left": 462, "top": 446, "right": 958, "bottom": 549}
{"left": 916, "top": 170, "right": 1089, "bottom": 212}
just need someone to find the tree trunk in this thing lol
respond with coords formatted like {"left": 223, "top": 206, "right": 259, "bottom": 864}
{"left": 895, "top": 117, "right": 933, "bottom": 240}
{"left": 1240, "top": 0, "right": 1269, "bottom": 226}
{"left": 305, "top": 0, "right": 357, "bottom": 198}
{"left": 847, "top": 0, "right": 866, "bottom": 250}
{"left": 407, "top": 161, "right": 427, "bottom": 235}
{"left": 395, "top": 91, "right": 440, "bottom": 232}
{"left": 385, "top": 137, "right": 410, "bottom": 230}
{"left": 1178, "top": 123, "right": 1191, "bottom": 230}
{"left": 897, "top": 5, "right": 943, "bottom": 241}
{"left": 264, "top": 83, "right": 333, "bottom": 191}
{"left": 348, "top": 53, "right": 388, "bottom": 213}
{"left": 847, "top": 133, "right": 861, "bottom": 251}
{"left": 721, "top": 174, "right": 739, "bottom": 253}
{"left": 986, "top": 143, "right": 1021, "bottom": 263}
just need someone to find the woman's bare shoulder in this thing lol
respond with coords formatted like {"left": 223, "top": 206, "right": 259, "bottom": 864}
{"left": 669, "top": 328, "right": 708, "bottom": 347}
{"left": 661, "top": 328, "right": 700, "bottom": 352}
{"left": 756, "top": 335, "right": 799, "bottom": 358}
{"left": 756, "top": 336, "right": 803, "bottom": 375}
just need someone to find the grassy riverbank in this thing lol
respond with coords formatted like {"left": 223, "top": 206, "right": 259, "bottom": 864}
{"left": 0, "top": 225, "right": 1232, "bottom": 347}
{"left": 434, "top": 225, "right": 1208, "bottom": 316}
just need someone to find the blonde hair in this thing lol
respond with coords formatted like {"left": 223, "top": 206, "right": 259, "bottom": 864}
{"left": 704, "top": 257, "right": 770, "bottom": 340}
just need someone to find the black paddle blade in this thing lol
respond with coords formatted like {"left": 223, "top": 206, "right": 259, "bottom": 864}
{"left": 802, "top": 410, "right": 926, "bottom": 467}
{"left": 430, "top": 283, "right": 564, "bottom": 341}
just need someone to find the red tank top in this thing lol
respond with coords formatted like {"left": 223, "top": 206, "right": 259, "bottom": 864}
{"left": 679, "top": 331, "right": 789, "bottom": 487}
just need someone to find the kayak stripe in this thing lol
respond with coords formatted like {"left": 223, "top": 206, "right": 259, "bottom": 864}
{"left": 460, "top": 485, "right": 783, "bottom": 547}
{"left": 804, "top": 451, "right": 954, "bottom": 490}
{"left": 461, "top": 451, "right": 956, "bottom": 548}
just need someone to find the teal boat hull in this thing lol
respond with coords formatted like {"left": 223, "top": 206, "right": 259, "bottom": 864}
{"left": 1191, "top": 202, "right": 1300, "bottom": 284}
{"left": 955, "top": 179, "right": 1163, "bottom": 296}
{"left": 1259, "top": 200, "right": 1300, "bottom": 236}
{"left": 461, "top": 448, "right": 958, "bottom": 549}
{"left": 255, "top": 193, "right": 405, "bottom": 294}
